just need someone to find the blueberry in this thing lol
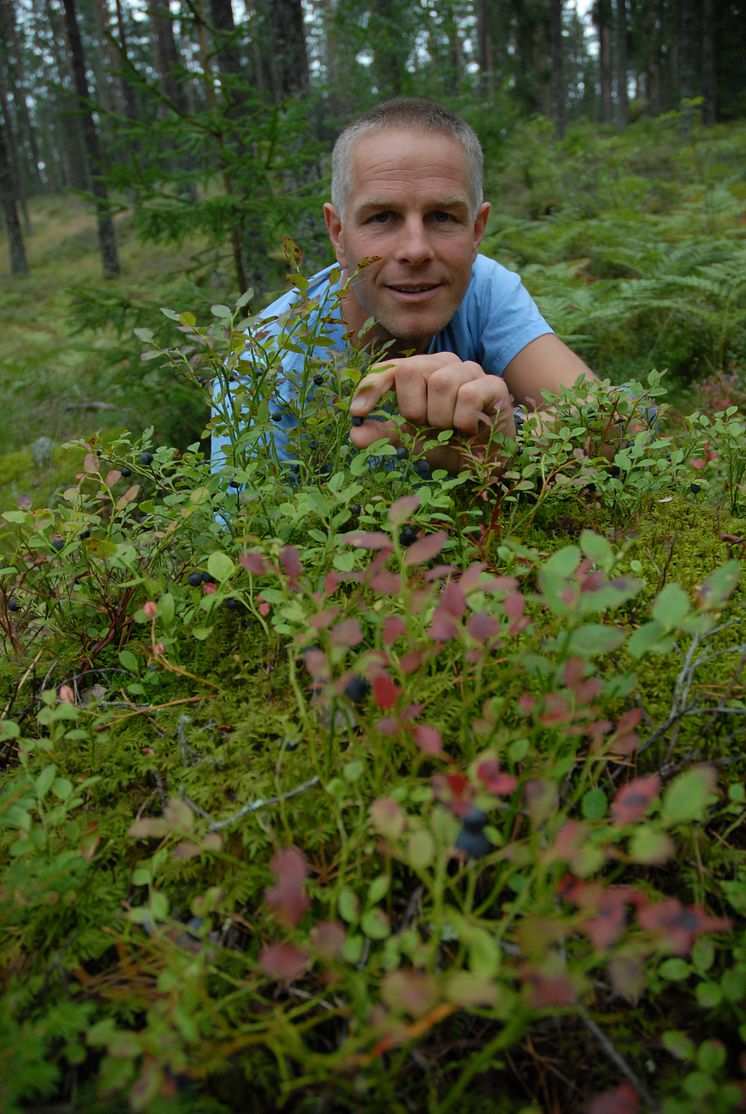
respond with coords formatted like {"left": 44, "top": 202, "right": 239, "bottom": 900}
{"left": 313, "top": 374, "right": 324, "bottom": 387}
{"left": 188, "top": 571, "right": 204, "bottom": 587}
{"left": 413, "top": 459, "right": 431, "bottom": 479}
{"left": 396, "top": 445, "right": 407, "bottom": 460}
{"left": 351, "top": 416, "right": 364, "bottom": 427}
{"left": 225, "top": 596, "right": 242, "bottom": 610}
{"left": 399, "top": 524, "right": 417, "bottom": 547}
{"left": 350, "top": 504, "right": 361, "bottom": 517}
{"left": 121, "top": 468, "right": 132, "bottom": 477}
{"left": 344, "top": 675, "right": 370, "bottom": 705}
{"left": 228, "top": 479, "right": 241, "bottom": 490}
{"left": 455, "top": 808, "right": 492, "bottom": 859}
{"left": 271, "top": 412, "right": 282, "bottom": 422}
{"left": 202, "top": 572, "right": 217, "bottom": 585}
{"left": 8, "top": 598, "right": 20, "bottom": 612}
{"left": 79, "top": 529, "right": 91, "bottom": 540}
{"left": 139, "top": 452, "right": 154, "bottom": 466}
{"left": 50, "top": 539, "right": 64, "bottom": 551}
{"left": 319, "top": 462, "right": 332, "bottom": 477}
{"left": 690, "top": 483, "right": 701, "bottom": 494}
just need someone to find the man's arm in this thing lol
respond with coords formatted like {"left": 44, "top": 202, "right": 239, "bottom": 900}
{"left": 502, "top": 333, "right": 596, "bottom": 411}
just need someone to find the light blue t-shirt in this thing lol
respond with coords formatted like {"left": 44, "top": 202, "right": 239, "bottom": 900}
{"left": 211, "top": 254, "right": 553, "bottom": 467}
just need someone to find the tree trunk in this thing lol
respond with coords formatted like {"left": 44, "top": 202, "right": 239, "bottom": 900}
{"left": 594, "top": 0, "right": 613, "bottom": 122}
{"left": 209, "top": 0, "right": 246, "bottom": 107}
{"left": 61, "top": 0, "right": 120, "bottom": 277}
{"left": 678, "top": 0, "right": 696, "bottom": 132}
{"left": 614, "top": 0, "right": 628, "bottom": 128}
{"left": 700, "top": 0, "right": 715, "bottom": 123}
{"left": 113, "top": 0, "right": 140, "bottom": 123}
{"left": 549, "top": 0, "right": 565, "bottom": 136}
{"left": 44, "top": 0, "right": 89, "bottom": 190}
{"left": 476, "top": 0, "right": 495, "bottom": 101}
{"left": 0, "top": 112, "right": 28, "bottom": 274}
{"left": 267, "top": 0, "right": 309, "bottom": 100}
{"left": 0, "top": 0, "right": 43, "bottom": 193}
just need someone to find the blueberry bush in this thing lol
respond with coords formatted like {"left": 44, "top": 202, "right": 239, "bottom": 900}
{"left": 1, "top": 272, "right": 744, "bottom": 1114}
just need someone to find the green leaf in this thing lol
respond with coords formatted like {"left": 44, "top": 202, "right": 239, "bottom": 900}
{"left": 367, "top": 875, "right": 390, "bottom": 906}
{"left": 568, "top": 623, "right": 626, "bottom": 657}
{"left": 119, "top": 650, "right": 139, "bottom": 673}
{"left": 628, "top": 826, "right": 674, "bottom": 864}
{"left": 652, "top": 583, "right": 690, "bottom": 631}
{"left": 35, "top": 765, "right": 57, "bottom": 799}
{"left": 406, "top": 829, "right": 435, "bottom": 871}
{"left": 52, "top": 778, "right": 74, "bottom": 801}
{"left": 698, "top": 560, "right": 740, "bottom": 610}
{"left": 211, "top": 304, "right": 232, "bottom": 318}
{"left": 207, "top": 551, "right": 236, "bottom": 582}
{"left": 338, "top": 889, "right": 359, "bottom": 924}
{"left": 581, "top": 788, "right": 608, "bottom": 821}
{"left": 659, "top": 958, "right": 691, "bottom": 981}
{"left": 580, "top": 531, "right": 614, "bottom": 570}
{"left": 192, "top": 626, "right": 213, "bottom": 640}
{"left": 661, "top": 766, "right": 717, "bottom": 824}
{"left": 361, "top": 908, "right": 390, "bottom": 939}
{"left": 158, "top": 592, "right": 175, "bottom": 626}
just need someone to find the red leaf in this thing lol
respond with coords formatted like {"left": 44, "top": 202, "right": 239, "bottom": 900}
{"left": 330, "top": 618, "right": 363, "bottom": 647}
{"left": 539, "top": 693, "right": 571, "bottom": 725}
{"left": 441, "top": 580, "right": 466, "bottom": 617}
{"left": 504, "top": 591, "right": 525, "bottom": 619}
{"left": 308, "top": 607, "right": 340, "bottom": 629}
{"left": 467, "top": 611, "right": 500, "bottom": 642}
{"left": 303, "top": 648, "right": 328, "bottom": 679}
{"left": 587, "top": 1082, "right": 640, "bottom": 1114}
{"left": 428, "top": 608, "right": 459, "bottom": 642}
{"left": 425, "top": 564, "right": 459, "bottom": 581}
{"left": 280, "top": 545, "right": 302, "bottom": 579}
{"left": 403, "top": 531, "right": 448, "bottom": 567}
{"left": 414, "top": 724, "right": 444, "bottom": 756}
{"left": 83, "top": 453, "right": 99, "bottom": 473}
{"left": 309, "top": 920, "right": 346, "bottom": 960}
{"left": 611, "top": 774, "right": 661, "bottom": 826}
{"left": 476, "top": 758, "right": 516, "bottom": 795}
{"left": 400, "top": 651, "right": 423, "bottom": 674}
{"left": 344, "top": 530, "right": 391, "bottom": 549}
{"left": 240, "top": 552, "right": 268, "bottom": 575}
{"left": 388, "top": 494, "right": 420, "bottom": 525}
{"left": 383, "top": 616, "right": 407, "bottom": 644}
{"left": 59, "top": 684, "right": 76, "bottom": 704}
{"left": 638, "top": 899, "right": 731, "bottom": 955}
{"left": 259, "top": 942, "right": 309, "bottom": 981}
{"left": 370, "top": 570, "right": 401, "bottom": 594}
{"left": 265, "top": 847, "right": 309, "bottom": 927}
{"left": 372, "top": 673, "right": 400, "bottom": 709}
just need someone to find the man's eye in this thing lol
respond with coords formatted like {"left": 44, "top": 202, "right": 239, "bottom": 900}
{"left": 371, "top": 212, "right": 391, "bottom": 224}
{"left": 431, "top": 211, "right": 453, "bottom": 223}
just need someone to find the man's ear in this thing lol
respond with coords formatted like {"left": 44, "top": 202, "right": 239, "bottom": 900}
{"left": 324, "top": 203, "right": 347, "bottom": 268}
{"left": 472, "top": 202, "right": 491, "bottom": 255}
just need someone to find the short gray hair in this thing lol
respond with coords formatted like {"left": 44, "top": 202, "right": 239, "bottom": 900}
{"left": 330, "top": 98, "right": 484, "bottom": 220}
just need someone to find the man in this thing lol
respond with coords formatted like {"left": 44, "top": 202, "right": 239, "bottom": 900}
{"left": 212, "top": 98, "right": 595, "bottom": 473}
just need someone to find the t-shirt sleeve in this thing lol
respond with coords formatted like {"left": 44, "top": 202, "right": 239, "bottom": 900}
{"left": 432, "top": 256, "right": 553, "bottom": 375}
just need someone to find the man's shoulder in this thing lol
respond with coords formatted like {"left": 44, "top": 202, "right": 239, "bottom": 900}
{"left": 467, "top": 254, "right": 521, "bottom": 298}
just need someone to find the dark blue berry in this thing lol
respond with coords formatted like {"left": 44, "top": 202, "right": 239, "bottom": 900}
{"left": 396, "top": 445, "right": 407, "bottom": 460}
{"left": 139, "top": 452, "right": 154, "bottom": 466}
{"left": 344, "top": 676, "right": 370, "bottom": 705}
{"left": 271, "top": 412, "right": 282, "bottom": 422}
{"left": 121, "top": 468, "right": 132, "bottom": 477}
{"left": 50, "top": 539, "right": 64, "bottom": 551}
{"left": 79, "top": 529, "right": 91, "bottom": 540}
{"left": 413, "top": 460, "right": 431, "bottom": 479}
{"left": 202, "top": 572, "right": 217, "bottom": 585}
{"left": 351, "top": 416, "right": 364, "bottom": 427}
{"left": 455, "top": 808, "right": 492, "bottom": 859}
{"left": 313, "top": 374, "right": 324, "bottom": 387}
{"left": 8, "top": 598, "right": 20, "bottom": 612}
{"left": 225, "top": 596, "right": 242, "bottom": 610}
{"left": 399, "top": 524, "right": 417, "bottom": 547}
{"left": 350, "top": 504, "right": 361, "bottom": 517}
{"left": 188, "top": 571, "right": 203, "bottom": 587}
{"left": 690, "top": 483, "right": 701, "bottom": 494}
{"left": 228, "top": 479, "right": 240, "bottom": 489}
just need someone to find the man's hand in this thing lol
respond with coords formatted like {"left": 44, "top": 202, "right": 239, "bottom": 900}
{"left": 348, "top": 353, "right": 515, "bottom": 470}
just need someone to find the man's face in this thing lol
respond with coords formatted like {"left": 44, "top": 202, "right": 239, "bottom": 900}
{"left": 324, "top": 127, "right": 490, "bottom": 354}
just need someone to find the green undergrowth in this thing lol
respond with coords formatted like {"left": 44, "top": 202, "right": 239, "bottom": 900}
{"left": 1, "top": 283, "right": 744, "bottom": 1113}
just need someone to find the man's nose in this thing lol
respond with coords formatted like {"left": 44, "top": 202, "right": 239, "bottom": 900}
{"left": 394, "top": 218, "right": 433, "bottom": 264}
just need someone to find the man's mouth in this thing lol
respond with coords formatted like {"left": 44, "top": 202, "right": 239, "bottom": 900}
{"left": 386, "top": 283, "right": 442, "bottom": 295}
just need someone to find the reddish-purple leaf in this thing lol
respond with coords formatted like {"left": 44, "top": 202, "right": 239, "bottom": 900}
{"left": 608, "top": 955, "right": 645, "bottom": 1002}
{"left": 403, "top": 531, "right": 448, "bottom": 567}
{"left": 611, "top": 774, "right": 661, "bottom": 826}
{"left": 383, "top": 616, "right": 407, "bottom": 644}
{"left": 441, "top": 580, "right": 466, "bottom": 617}
{"left": 240, "top": 552, "right": 268, "bottom": 575}
{"left": 428, "top": 608, "right": 459, "bottom": 642}
{"left": 400, "top": 651, "right": 423, "bottom": 674}
{"left": 309, "top": 920, "right": 346, "bottom": 960}
{"left": 105, "top": 469, "right": 122, "bottom": 487}
{"left": 414, "top": 723, "right": 443, "bottom": 756}
{"left": 467, "top": 611, "right": 500, "bottom": 642}
{"left": 265, "top": 847, "right": 309, "bottom": 927}
{"left": 608, "top": 708, "right": 643, "bottom": 755}
{"left": 458, "top": 563, "right": 488, "bottom": 592}
{"left": 372, "top": 673, "right": 399, "bottom": 709}
{"left": 303, "top": 648, "right": 328, "bottom": 679}
{"left": 343, "top": 530, "right": 391, "bottom": 549}
{"left": 381, "top": 969, "right": 439, "bottom": 1018}
{"left": 370, "top": 797, "right": 406, "bottom": 840}
{"left": 377, "top": 716, "right": 398, "bottom": 736}
{"left": 83, "top": 453, "right": 100, "bottom": 473}
{"left": 425, "top": 564, "right": 459, "bottom": 581}
{"left": 330, "top": 618, "right": 363, "bottom": 647}
{"left": 638, "top": 899, "right": 731, "bottom": 955}
{"left": 370, "top": 570, "right": 401, "bottom": 594}
{"left": 259, "top": 942, "right": 309, "bottom": 981}
{"left": 476, "top": 757, "right": 517, "bottom": 795}
{"left": 280, "top": 546, "right": 302, "bottom": 579}
{"left": 388, "top": 494, "right": 420, "bottom": 526}
{"left": 539, "top": 693, "right": 571, "bottom": 725}
{"left": 308, "top": 607, "right": 340, "bottom": 629}
{"left": 525, "top": 780, "right": 558, "bottom": 827}
{"left": 504, "top": 591, "right": 525, "bottom": 619}
{"left": 587, "top": 1083, "right": 640, "bottom": 1114}
{"left": 521, "top": 966, "right": 577, "bottom": 1007}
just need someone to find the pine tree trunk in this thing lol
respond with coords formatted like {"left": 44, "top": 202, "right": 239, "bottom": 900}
{"left": 44, "top": 0, "right": 89, "bottom": 190}
{"left": 614, "top": 0, "right": 628, "bottom": 128}
{"left": 476, "top": 0, "right": 495, "bottom": 101}
{"left": 267, "top": 0, "right": 309, "bottom": 100}
{"left": 701, "top": 0, "right": 715, "bottom": 123}
{"left": 594, "top": 0, "right": 613, "bottom": 122}
{"left": 0, "top": 113, "right": 28, "bottom": 274}
{"left": 61, "top": 0, "right": 120, "bottom": 277}
{"left": 549, "top": 0, "right": 565, "bottom": 136}
{"left": 0, "top": 0, "right": 43, "bottom": 192}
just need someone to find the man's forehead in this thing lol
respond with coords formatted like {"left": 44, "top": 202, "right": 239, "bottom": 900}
{"left": 348, "top": 127, "right": 470, "bottom": 191}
